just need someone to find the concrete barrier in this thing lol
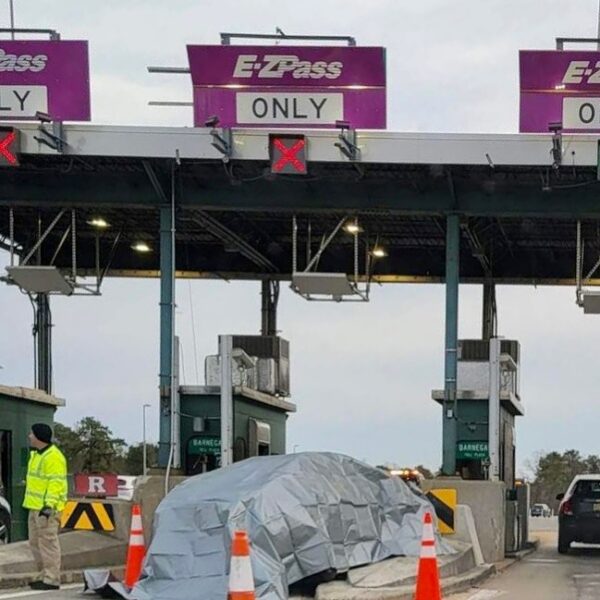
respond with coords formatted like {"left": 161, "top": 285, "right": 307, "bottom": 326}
{"left": 422, "top": 479, "right": 506, "bottom": 563}
{"left": 132, "top": 475, "right": 188, "bottom": 541}
{"left": 0, "top": 531, "right": 126, "bottom": 578}
{"left": 454, "top": 505, "right": 485, "bottom": 566}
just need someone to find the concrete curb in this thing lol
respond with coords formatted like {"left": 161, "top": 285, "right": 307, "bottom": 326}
{"left": 440, "top": 564, "right": 496, "bottom": 597}
{"left": 314, "top": 564, "right": 495, "bottom": 600}
{"left": 496, "top": 538, "right": 539, "bottom": 573}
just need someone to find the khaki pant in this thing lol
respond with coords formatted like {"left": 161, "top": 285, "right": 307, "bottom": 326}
{"left": 28, "top": 510, "right": 62, "bottom": 586}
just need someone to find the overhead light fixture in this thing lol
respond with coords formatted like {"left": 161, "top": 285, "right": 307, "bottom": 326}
{"left": 132, "top": 241, "right": 151, "bottom": 253}
{"left": 344, "top": 220, "right": 362, "bottom": 235}
{"left": 371, "top": 246, "right": 387, "bottom": 258}
{"left": 87, "top": 217, "right": 110, "bottom": 229}
{"left": 554, "top": 84, "right": 566, "bottom": 90}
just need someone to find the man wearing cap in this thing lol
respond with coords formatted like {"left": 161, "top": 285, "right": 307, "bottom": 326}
{"left": 23, "top": 423, "right": 68, "bottom": 591}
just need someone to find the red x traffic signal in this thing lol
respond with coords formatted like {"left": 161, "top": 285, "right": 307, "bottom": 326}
{"left": 0, "top": 127, "right": 20, "bottom": 167}
{"left": 269, "top": 134, "right": 307, "bottom": 175}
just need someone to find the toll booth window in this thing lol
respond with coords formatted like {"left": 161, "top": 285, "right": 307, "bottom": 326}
{"left": 258, "top": 443, "right": 270, "bottom": 456}
{"left": 186, "top": 435, "right": 221, "bottom": 476}
{"left": 186, "top": 452, "right": 218, "bottom": 476}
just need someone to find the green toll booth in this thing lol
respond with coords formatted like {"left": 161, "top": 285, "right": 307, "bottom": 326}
{"left": 0, "top": 385, "right": 64, "bottom": 541}
{"left": 432, "top": 339, "right": 524, "bottom": 484}
{"left": 179, "top": 385, "right": 296, "bottom": 475}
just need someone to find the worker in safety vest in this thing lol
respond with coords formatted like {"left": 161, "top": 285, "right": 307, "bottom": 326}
{"left": 23, "top": 423, "right": 68, "bottom": 590}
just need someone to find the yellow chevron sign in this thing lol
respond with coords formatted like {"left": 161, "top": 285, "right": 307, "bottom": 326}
{"left": 426, "top": 488, "right": 457, "bottom": 535}
{"left": 60, "top": 501, "right": 115, "bottom": 531}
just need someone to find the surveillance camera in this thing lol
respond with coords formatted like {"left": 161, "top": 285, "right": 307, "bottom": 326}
{"left": 548, "top": 121, "right": 563, "bottom": 133}
{"left": 335, "top": 120, "right": 351, "bottom": 130}
{"left": 204, "top": 115, "right": 220, "bottom": 128}
{"left": 35, "top": 111, "right": 52, "bottom": 123}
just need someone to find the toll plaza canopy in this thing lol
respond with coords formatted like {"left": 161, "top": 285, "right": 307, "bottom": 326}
{"left": 0, "top": 124, "right": 600, "bottom": 284}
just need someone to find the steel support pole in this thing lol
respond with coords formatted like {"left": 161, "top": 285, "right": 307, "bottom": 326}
{"left": 482, "top": 282, "right": 497, "bottom": 341}
{"left": 442, "top": 214, "right": 460, "bottom": 476}
{"left": 489, "top": 337, "right": 501, "bottom": 481}
{"left": 142, "top": 404, "right": 149, "bottom": 476}
{"left": 219, "top": 335, "right": 233, "bottom": 468}
{"left": 158, "top": 204, "right": 174, "bottom": 467}
{"left": 34, "top": 294, "right": 52, "bottom": 393}
{"left": 261, "top": 280, "right": 279, "bottom": 336}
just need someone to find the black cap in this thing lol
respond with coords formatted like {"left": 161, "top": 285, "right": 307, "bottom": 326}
{"left": 31, "top": 423, "right": 52, "bottom": 444}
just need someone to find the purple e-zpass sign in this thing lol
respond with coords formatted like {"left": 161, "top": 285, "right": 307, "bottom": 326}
{"left": 0, "top": 40, "right": 90, "bottom": 121}
{"left": 187, "top": 45, "right": 386, "bottom": 129}
{"left": 519, "top": 50, "right": 600, "bottom": 133}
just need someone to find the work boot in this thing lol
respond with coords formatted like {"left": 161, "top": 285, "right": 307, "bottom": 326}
{"left": 29, "top": 581, "right": 60, "bottom": 590}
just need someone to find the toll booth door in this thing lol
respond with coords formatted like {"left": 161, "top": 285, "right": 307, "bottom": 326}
{"left": 0, "top": 431, "right": 11, "bottom": 497}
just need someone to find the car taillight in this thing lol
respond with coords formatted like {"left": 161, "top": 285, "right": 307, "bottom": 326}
{"left": 560, "top": 498, "right": 573, "bottom": 516}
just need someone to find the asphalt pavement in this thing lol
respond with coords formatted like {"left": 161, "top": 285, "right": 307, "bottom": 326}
{"left": 1, "top": 518, "right": 598, "bottom": 600}
{"left": 449, "top": 516, "right": 600, "bottom": 600}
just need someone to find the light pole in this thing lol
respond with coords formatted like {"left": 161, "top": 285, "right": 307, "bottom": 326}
{"left": 142, "top": 404, "right": 151, "bottom": 476}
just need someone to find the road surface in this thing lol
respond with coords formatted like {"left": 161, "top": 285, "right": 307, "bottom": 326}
{"left": 1, "top": 519, "right": 598, "bottom": 600}
{"left": 450, "top": 517, "right": 600, "bottom": 600}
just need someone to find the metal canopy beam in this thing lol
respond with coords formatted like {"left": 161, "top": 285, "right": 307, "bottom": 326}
{"left": 187, "top": 212, "right": 278, "bottom": 272}
{"left": 8, "top": 123, "right": 600, "bottom": 166}
{"left": 4, "top": 168, "right": 600, "bottom": 217}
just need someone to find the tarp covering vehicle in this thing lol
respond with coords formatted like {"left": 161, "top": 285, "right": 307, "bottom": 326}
{"left": 133, "top": 452, "right": 453, "bottom": 600}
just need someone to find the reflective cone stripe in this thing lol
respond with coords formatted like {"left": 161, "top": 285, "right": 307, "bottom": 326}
{"left": 421, "top": 512, "right": 435, "bottom": 544}
{"left": 228, "top": 531, "right": 255, "bottom": 600}
{"left": 124, "top": 504, "right": 146, "bottom": 589}
{"left": 414, "top": 512, "right": 442, "bottom": 600}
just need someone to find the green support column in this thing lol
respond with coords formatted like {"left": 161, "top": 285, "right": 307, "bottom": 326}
{"left": 442, "top": 214, "right": 460, "bottom": 476}
{"left": 158, "top": 203, "right": 174, "bottom": 467}
{"left": 34, "top": 293, "right": 52, "bottom": 393}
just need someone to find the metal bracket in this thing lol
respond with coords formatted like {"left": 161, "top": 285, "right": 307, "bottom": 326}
{"left": 549, "top": 122, "right": 562, "bottom": 169}
{"left": 34, "top": 121, "right": 66, "bottom": 153}
{"left": 335, "top": 127, "right": 360, "bottom": 161}
{"left": 210, "top": 127, "right": 232, "bottom": 163}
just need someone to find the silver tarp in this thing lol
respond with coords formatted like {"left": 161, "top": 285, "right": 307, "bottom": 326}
{"left": 133, "top": 452, "right": 454, "bottom": 600}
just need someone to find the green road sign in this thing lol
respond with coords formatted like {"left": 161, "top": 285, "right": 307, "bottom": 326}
{"left": 188, "top": 436, "right": 221, "bottom": 456}
{"left": 457, "top": 441, "right": 489, "bottom": 460}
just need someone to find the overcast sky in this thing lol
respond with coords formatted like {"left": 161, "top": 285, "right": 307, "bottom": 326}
{"left": 1, "top": 0, "right": 600, "bottom": 474}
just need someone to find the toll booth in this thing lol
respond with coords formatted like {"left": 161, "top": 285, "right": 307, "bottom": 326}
{"left": 432, "top": 338, "right": 524, "bottom": 484}
{"left": 179, "top": 386, "right": 296, "bottom": 475}
{"left": 0, "top": 385, "right": 64, "bottom": 541}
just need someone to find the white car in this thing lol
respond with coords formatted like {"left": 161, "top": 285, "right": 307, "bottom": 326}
{"left": 531, "top": 503, "right": 552, "bottom": 517}
{"left": 0, "top": 495, "right": 10, "bottom": 544}
{"left": 117, "top": 476, "right": 138, "bottom": 501}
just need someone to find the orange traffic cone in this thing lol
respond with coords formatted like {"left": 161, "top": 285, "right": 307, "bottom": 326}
{"left": 228, "top": 530, "right": 256, "bottom": 600}
{"left": 414, "top": 512, "right": 442, "bottom": 600}
{"left": 124, "top": 504, "right": 146, "bottom": 588}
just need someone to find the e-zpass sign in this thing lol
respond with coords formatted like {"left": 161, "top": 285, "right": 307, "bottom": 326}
{"left": 187, "top": 45, "right": 387, "bottom": 129}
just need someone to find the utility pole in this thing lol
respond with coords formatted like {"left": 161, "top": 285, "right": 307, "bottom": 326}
{"left": 142, "top": 403, "right": 151, "bottom": 476}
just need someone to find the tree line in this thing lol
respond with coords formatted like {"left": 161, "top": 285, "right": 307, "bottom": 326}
{"left": 528, "top": 449, "right": 600, "bottom": 510}
{"left": 54, "top": 417, "right": 158, "bottom": 475}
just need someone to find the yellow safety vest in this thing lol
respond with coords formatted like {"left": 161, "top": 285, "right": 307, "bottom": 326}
{"left": 22, "top": 445, "right": 68, "bottom": 512}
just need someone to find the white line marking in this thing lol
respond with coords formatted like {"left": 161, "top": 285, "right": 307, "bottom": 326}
{"left": 467, "top": 590, "right": 506, "bottom": 599}
{"left": 0, "top": 584, "right": 80, "bottom": 598}
{"left": 524, "top": 558, "right": 559, "bottom": 564}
